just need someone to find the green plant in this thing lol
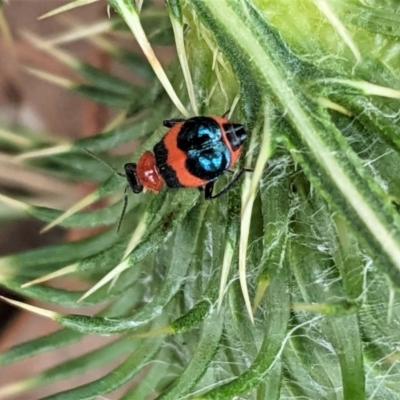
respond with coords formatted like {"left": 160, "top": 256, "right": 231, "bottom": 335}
{"left": 1, "top": 0, "right": 400, "bottom": 398}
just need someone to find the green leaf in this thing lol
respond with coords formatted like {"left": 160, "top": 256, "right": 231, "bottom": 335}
{"left": 74, "top": 84, "right": 137, "bottom": 109}
{"left": 53, "top": 196, "right": 204, "bottom": 333}
{"left": 0, "top": 329, "right": 83, "bottom": 367}
{"left": 198, "top": 261, "right": 290, "bottom": 399}
{"left": 0, "top": 338, "right": 138, "bottom": 398}
{"left": 3, "top": 1, "right": 400, "bottom": 398}
{"left": 157, "top": 310, "right": 224, "bottom": 400}
{"left": 191, "top": 0, "right": 400, "bottom": 289}
{"left": 43, "top": 337, "right": 163, "bottom": 400}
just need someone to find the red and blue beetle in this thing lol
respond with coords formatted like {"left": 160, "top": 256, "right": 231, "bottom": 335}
{"left": 124, "top": 116, "right": 248, "bottom": 199}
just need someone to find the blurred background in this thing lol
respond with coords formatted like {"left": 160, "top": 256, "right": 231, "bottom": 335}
{"left": 0, "top": 1, "right": 150, "bottom": 398}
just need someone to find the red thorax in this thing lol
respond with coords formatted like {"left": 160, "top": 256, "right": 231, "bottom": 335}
{"left": 136, "top": 151, "right": 163, "bottom": 192}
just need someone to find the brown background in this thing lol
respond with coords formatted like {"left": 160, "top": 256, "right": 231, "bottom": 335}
{"left": 0, "top": 1, "right": 151, "bottom": 398}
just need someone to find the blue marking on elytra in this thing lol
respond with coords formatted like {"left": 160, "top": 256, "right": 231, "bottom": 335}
{"left": 202, "top": 146, "right": 229, "bottom": 172}
{"left": 184, "top": 122, "right": 230, "bottom": 176}
{"left": 190, "top": 125, "right": 229, "bottom": 173}
{"left": 188, "top": 142, "right": 230, "bottom": 173}
{"left": 197, "top": 126, "right": 221, "bottom": 140}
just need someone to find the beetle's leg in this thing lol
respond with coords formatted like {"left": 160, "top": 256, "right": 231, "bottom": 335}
{"left": 226, "top": 167, "right": 253, "bottom": 175}
{"left": 204, "top": 169, "right": 250, "bottom": 200}
{"left": 203, "top": 182, "right": 214, "bottom": 200}
{"left": 163, "top": 118, "right": 186, "bottom": 128}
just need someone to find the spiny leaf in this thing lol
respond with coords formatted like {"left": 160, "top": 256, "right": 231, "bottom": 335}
{"left": 65, "top": 202, "right": 204, "bottom": 333}
{"left": 314, "top": 0, "right": 361, "bottom": 62}
{"left": 23, "top": 31, "right": 137, "bottom": 96}
{"left": 0, "top": 338, "right": 136, "bottom": 399}
{"left": 0, "top": 126, "right": 34, "bottom": 148}
{"left": 120, "top": 361, "right": 171, "bottom": 400}
{"left": 166, "top": 0, "right": 198, "bottom": 114}
{"left": 0, "top": 296, "right": 60, "bottom": 320}
{"left": 78, "top": 191, "right": 198, "bottom": 301}
{"left": 240, "top": 105, "right": 274, "bottom": 316}
{"left": 193, "top": 0, "right": 400, "bottom": 287}
{"left": 24, "top": 66, "right": 76, "bottom": 89}
{"left": 108, "top": 0, "right": 189, "bottom": 117}
{"left": 157, "top": 310, "right": 224, "bottom": 400}
{"left": 0, "top": 228, "right": 118, "bottom": 278}
{"left": 15, "top": 144, "right": 72, "bottom": 160}
{"left": 197, "top": 261, "right": 290, "bottom": 399}
{"left": 40, "top": 174, "right": 123, "bottom": 232}
{"left": 39, "top": 0, "right": 100, "bottom": 20}
{"left": 134, "top": 270, "right": 221, "bottom": 339}
{"left": 3, "top": 1, "right": 400, "bottom": 398}
{"left": 42, "top": 336, "right": 163, "bottom": 400}
{"left": 0, "top": 329, "right": 83, "bottom": 367}
{"left": 19, "top": 199, "right": 128, "bottom": 229}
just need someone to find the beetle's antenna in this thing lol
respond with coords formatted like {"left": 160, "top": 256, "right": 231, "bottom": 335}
{"left": 83, "top": 148, "right": 129, "bottom": 234}
{"left": 83, "top": 148, "right": 125, "bottom": 177}
{"left": 117, "top": 185, "right": 130, "bottom": 234}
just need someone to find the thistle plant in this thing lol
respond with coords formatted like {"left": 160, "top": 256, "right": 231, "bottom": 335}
{"left": 1, "top": 0, "right": 400, "bottom": 398}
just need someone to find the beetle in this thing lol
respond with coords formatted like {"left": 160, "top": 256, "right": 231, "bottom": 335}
{"left": 124, "top": 115, "right": 248, "bottom": 200}
{"left": 85, "top": 116, "right": 249, "bottom": 232}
